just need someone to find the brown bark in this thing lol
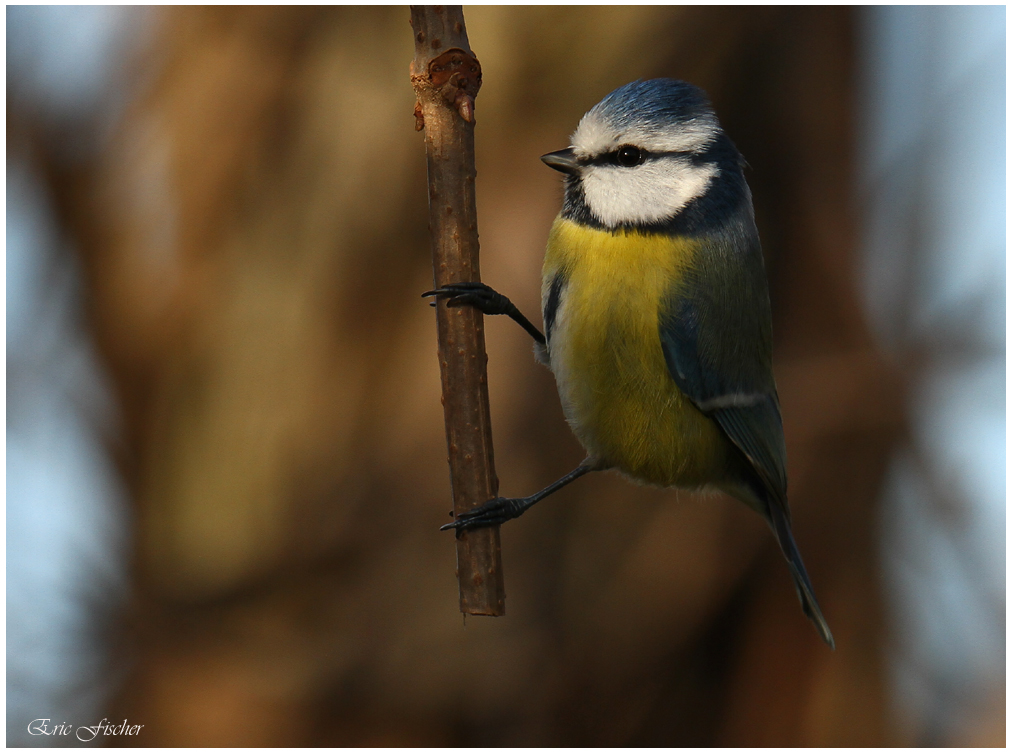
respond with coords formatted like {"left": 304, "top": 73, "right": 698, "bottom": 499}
{"left": 409, "top": 6, "right": 505, "bottom": 615}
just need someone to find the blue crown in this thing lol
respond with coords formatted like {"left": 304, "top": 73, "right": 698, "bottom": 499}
{"left": 592, "top": 79, "right": 714, "bottom": 131}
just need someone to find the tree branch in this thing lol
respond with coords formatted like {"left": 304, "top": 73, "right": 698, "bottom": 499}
{"left": 410, "top": 5, "right": 505, "bottom": 616}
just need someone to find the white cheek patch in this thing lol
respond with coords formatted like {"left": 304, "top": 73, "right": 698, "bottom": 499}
{"left": 581, "top": 158, "right": 719, "bottom": 227}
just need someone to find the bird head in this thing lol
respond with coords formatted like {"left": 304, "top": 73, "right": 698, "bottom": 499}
{"left": 542, "top": 79, "right": 733, "bottom": 230}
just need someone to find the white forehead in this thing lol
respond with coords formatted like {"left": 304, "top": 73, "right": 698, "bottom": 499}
{"left": 571, "top": 109, "right": 719, "bottom": 158}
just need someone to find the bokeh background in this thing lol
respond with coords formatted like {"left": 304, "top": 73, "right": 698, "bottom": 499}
{"left": 6, "top": 5, "right": 1005, "bottom": 747}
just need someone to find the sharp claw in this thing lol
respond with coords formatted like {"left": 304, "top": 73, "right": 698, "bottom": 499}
{"left": 422, "top": 282, "right": 488, "bottom": 299}
{"left": 426, "top": 292, "right": 477, "bottom": 310}
{"left": 440, "top": 510, "right": 487, "bottom": 532}
{"left": 439, "top": 496, "right": 519, "bottom": 533}
{"left": 441, "top": 512, "right": 480, "bottom": 531}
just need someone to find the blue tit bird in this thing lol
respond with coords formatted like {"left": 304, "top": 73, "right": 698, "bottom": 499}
{"left": 425, "top": 78, "right": 834, "bottom": 648}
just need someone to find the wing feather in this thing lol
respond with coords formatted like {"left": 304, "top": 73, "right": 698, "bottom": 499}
{"left": 657, "top": 220, "right": 834, "bottom": 647}
{"left": 657, "top": 223, "right": 786, "bottom": 505}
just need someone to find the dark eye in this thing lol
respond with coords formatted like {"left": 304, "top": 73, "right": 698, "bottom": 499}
{"left": 616, "top": 145, "right": 643, "bottom": 167}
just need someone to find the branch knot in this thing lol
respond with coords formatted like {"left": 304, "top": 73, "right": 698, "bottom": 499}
{"left": 430, "top": 48, "right": 481, "bottom": 123}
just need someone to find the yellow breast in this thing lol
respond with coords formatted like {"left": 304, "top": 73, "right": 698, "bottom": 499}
{"left": 543, "top": 217, "right": 734, "bottom": 488}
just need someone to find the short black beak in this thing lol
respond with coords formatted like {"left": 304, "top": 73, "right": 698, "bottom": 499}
{"left": 541, "top": 147, "right": 580, "bottom": 175}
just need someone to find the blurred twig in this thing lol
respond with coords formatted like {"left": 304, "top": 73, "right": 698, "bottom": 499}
{"left": 410, "top": 5, "right": 505, "bottom": 615}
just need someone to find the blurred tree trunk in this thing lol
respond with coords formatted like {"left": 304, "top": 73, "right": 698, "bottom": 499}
{"left": 37, "top": 5, "right": 905, "bottom": 746}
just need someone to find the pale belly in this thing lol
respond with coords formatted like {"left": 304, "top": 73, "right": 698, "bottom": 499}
{"left": 543, "top": 218, "right": 735, "bottom": 488}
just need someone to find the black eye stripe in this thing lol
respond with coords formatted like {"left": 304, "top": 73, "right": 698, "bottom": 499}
{"left": 580, "top": 148, "right": 697, "bottom": 167}
{"left": 615, "top": 145, "right": 642, "bottom": 167}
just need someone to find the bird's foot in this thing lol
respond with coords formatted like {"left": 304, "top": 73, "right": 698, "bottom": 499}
{"left": 440, "top": 496, "right": 530, "bottom": 532}
{"left": 422, "top": 282, "right": 513, "bottom": 316}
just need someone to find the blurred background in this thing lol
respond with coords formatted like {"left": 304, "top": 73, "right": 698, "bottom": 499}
{"left": 6, "top": 5, "right": 1004, "bottom": 746}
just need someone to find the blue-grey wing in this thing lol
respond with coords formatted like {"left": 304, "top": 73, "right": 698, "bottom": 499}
{"left": 657, "top": 224, "right": 787, "bottom": 506}
{"left": 659, "top": 225, "right": 834, "bottom": 648}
